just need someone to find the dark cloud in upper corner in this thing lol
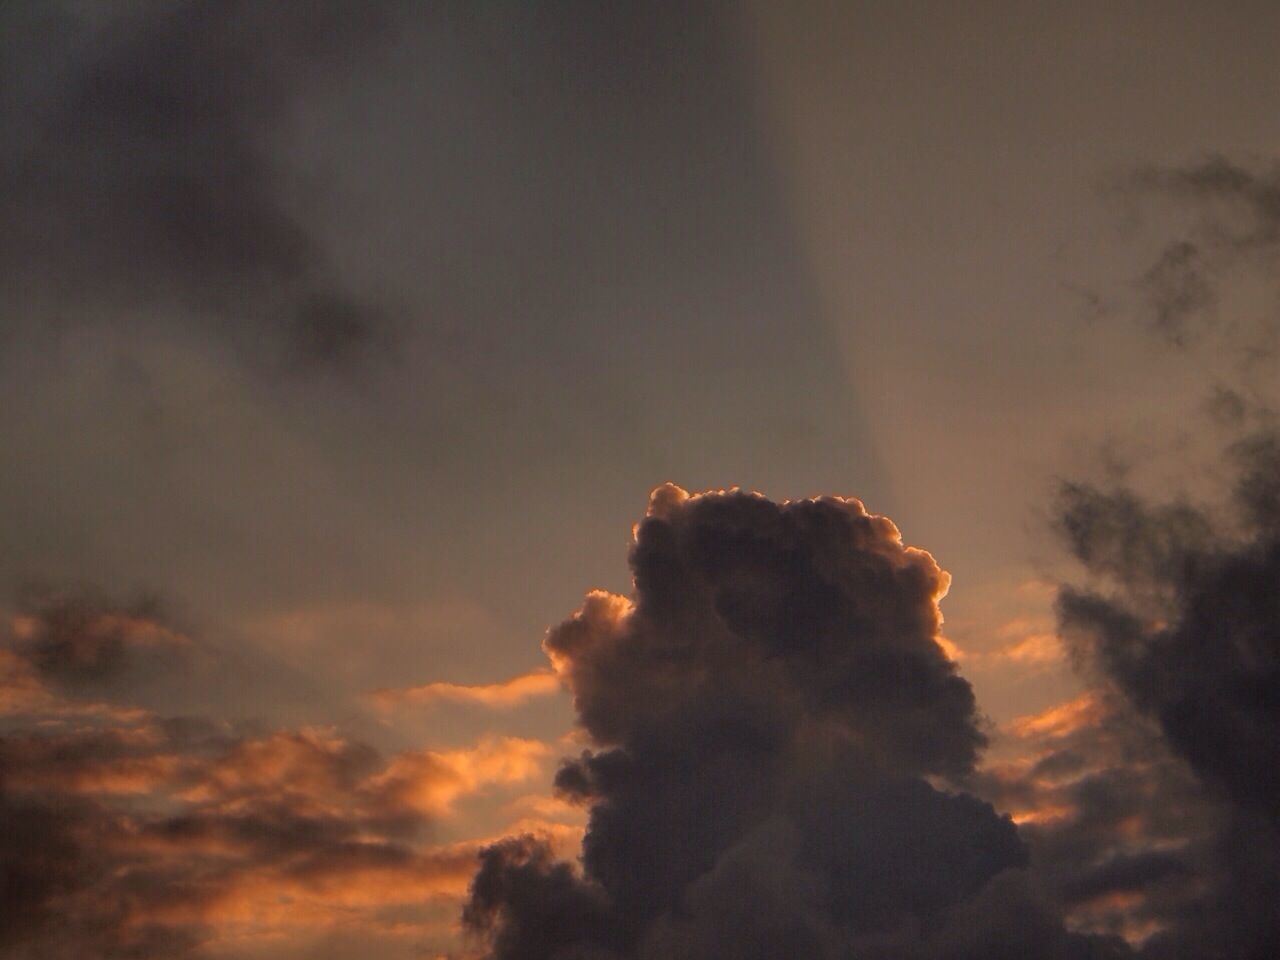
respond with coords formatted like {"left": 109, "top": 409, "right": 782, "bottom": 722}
{"left": 0, "top": 0, "right": 402, "bottom": 375}
{"left": 463, "top": 486, "right": 1127, "bottom": 960}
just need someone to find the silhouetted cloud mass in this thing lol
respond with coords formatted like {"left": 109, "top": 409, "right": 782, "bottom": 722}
{"left": 464, "top": 485, "right": 1126, "bottom": 960}
{"left": 6, "top": 1, "right": 1279, "bottom": 953}
{"left": 968, "top": 152, "right": 1280, "bottom": 957}
{"left": 1056, "top": 434, "right": 1280, "bottom": 824}
{"left": 980, "top": 425, "right": 1280, "bottom": 958}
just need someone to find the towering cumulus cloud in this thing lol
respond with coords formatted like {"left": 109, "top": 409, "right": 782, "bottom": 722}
{"left": 464, "top": 485, "right": 1123, "bottom": 960}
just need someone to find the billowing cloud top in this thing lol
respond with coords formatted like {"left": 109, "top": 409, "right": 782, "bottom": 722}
{"left": 548, "top": 483, "right": 977, "bottom": 775}
{"left": 465, "top": 486, "right": 1121, "bottom": 960}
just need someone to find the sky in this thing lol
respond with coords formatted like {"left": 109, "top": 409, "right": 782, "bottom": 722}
{"left": 2, "top": 2, "right": 1279, "bottom": 958}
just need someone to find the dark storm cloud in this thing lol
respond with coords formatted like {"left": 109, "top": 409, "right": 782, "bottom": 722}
{"left": 988, "top": 148, "right": 1280, "bottom": 958}
{"left": 994, "top": 424, "right": 1280, "bottom": 957}
{"left": 983, "top": 693, "right": 1280, "bottom": 959}
{"left": 464, "top": 486, "right": 1121, "bottom": 960}
{"left": 1055, "top": 445, "right": 1280, "bottom": 823}
{"left": 975, "top": 693, "right": 1221, "bottom": 943}
{"left": 0, "top": 0, "right": 397, "bottom": 372}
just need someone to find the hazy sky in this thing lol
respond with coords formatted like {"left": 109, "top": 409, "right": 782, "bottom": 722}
{"left": 3, "top": 3, "right": 1279, "bottom": 958}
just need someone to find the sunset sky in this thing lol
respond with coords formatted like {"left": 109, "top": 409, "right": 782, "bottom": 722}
{"left": 3, "top": 3, "right": 1280, "bottom": 959}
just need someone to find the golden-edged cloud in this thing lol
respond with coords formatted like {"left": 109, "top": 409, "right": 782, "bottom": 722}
{"left": 0, "top": 591, "right": 558, "bottom": 959}
{"left": 370, "top": 670, "right": 561, "bottom": 712}
{"left": 372, "top": 736, "right": 550, "bottom": 817}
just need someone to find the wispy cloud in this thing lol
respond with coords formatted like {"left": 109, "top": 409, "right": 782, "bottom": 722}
{"left": 370, "top": 671, "right": 561, "bottom": 712}
{"left": 0, "top": 590, "right": 553, "bottom": 958}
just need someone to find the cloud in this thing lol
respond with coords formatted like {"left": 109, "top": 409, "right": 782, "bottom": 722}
{"left": 976, "top": 423, "right": 1280, "bottom": 956}
{"left": 976, "top": 688, "right": 1255, "bottom": 952}
{"left": 463, "top": 485, "right": 1121, "bottom": 959}
{"left": 1055, "top": 453, "right": 1280, "bottom": 823}
{"left": 939, "top": 616, "right": 1067, "bottom": 669}
{"left": 8, "top": 583, "right": 190, "bottom": 689}
{"left": 987, "top": 151, "right": 1280, "bottom": 958}
{"left": 372, "top": 737, "right": 550, "bottom": 818}
{"left": 0, "top": 0, "right": 400, "bottom": 374}
{"left": 0, "top": 718, "right": 489, "bottom": 957}
{"left": 1008, "top": 694, "right": 1106, "bottom": 740}
{"left": 0, "top": 589, "right": 549, "bottom": 958}
{"left": 372, "top": 671, "right": 562, "bottom": 712}
{"left": 1136, "top": 241, "right": 1217, "bottom": 346}
{"left": 993, "top": 631, "right": 1065, "bottom": 666}
{"left": 1116, "top": 156, "right": 1280, "bottom": 348}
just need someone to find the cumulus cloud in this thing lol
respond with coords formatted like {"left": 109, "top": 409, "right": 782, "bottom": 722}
{"left": 463, "top": 485, "right": 1121, "bottom": 960}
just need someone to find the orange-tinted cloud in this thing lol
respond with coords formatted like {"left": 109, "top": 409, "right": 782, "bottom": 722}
{"left": 6, "top": 588, "right": 192, "bottom": 688}
{"left": 1008, "top": 693, "right": 1104, "bottom": 740}
{"left": 0, "top": 591, "right": 556, "bottom": 959}
{"left": 372, "top": 737, "right": 550, "bottom": 817}
{"left": 371, "top": 670, "right": 561, "bottom": 711}
{"left": 995, "top": 631, "right": 1064, "bottom": 665}
{"left": 940, "top": 616, "right": 1067, "bottom": 670}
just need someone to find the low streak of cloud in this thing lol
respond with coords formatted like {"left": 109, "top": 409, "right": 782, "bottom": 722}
{"left": 371, "top": 672, "right": 562, "bottom": 713}
{"left": 0, "top": 593, "right": 555, "bottom": 959}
